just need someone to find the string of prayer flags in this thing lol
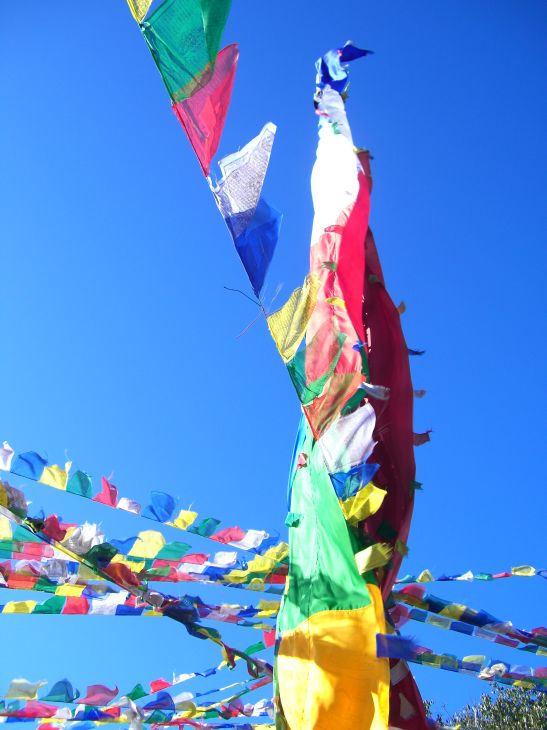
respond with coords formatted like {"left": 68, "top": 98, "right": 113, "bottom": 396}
{"left": 390, "top": 602, "right": 547, "bottom": 658}
{"left": 396, "top": 565, "right": 546, "bottom": 584}
{"left": 407, "top": 649, "right": 547, "bottom": 692}
{"left": 1, "top": 445, "right": 284, "bottom": 557}
{"left": 392, "top": 586, "right": 547, "bottom": 649}
{"left": 0, "top": 588, "right": 276, "bottom": 629}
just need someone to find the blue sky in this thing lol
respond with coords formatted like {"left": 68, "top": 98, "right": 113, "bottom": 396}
{"left": 1, "top": 0, "right": 546, "bottom": 721}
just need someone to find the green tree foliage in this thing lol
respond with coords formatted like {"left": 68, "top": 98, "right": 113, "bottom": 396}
{"left": 426, "top": 686, "right": 547, "bottom": 729}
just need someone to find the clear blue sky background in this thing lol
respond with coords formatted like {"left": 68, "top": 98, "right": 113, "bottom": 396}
{"left": 1, "top": 0, "right": 546, "bottom": 721}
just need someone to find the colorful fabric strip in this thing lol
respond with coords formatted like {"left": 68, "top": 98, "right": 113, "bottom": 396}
{"left": 396, "top": 566, "right": 545, "bottom": 583}
{"left": 407, "top": 649, "right": 547, "bottom": 692}
{"left": 392, "top": 586, "right": 547, "bottom": 648}
{"left": 390, "top": 604, "right": 547, "bottom": 657}
{"left": 1, "top": 450, "right": 283, "bottom": 557}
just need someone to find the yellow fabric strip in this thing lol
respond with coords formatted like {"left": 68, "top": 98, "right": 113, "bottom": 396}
{"left": 39, "top": 462, "right": 71, "bottom": 490}
{"left": 128, "top": 530, "right": 166, "bottom": 558}
{"left": 169, "top": 509, "right": 198, "bottom": 530}
{"left": 0, "top": 514, "right": 13, "bottom": 540}
{"left": 511, "top": 565, "right": 536, "bottom": 576}
{"left": 439, "top": 603, "right": 467, "bottom": 620}
{"left": 355, "top": 543, "right": 392, "bottom": 574}
{"left": 4, "top": 600, "right": 38, "bottom": 614}
{"left": 340, "top": 482, "right": 387, "bottom": 525}
{"left": 277, "top": 584, "right": 389, "bottom": 729}
{"left": 55, "top": 583, "right": 86, "bottom": 597}
{"left": 126, "top": 0, "right": 153, "bottom": 23}
{"left": 267, "top": 274, "right": 319, "bottom": 363}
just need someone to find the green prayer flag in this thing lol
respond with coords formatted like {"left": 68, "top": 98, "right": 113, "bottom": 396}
{"left": 141, "top": 0, "right": 232, "bottom": 102}
{"left": 244, "top": 641, "right": 265, "bottom": 654}
{"left": 34, "top": 577, "right": 57, "bottom": 594}
{"left": 33, "top": 596, "right": 65, "bottom": 614}
{"left": 188, "top": 518, "right": 221, "bottom": 537}
{"left": 67, "top": 470, "right": 93, "bottom": 499}
{"left": 126, "top": 684, "right": 147, "bottom": 701}
{"left": 156, "top": 541, "right": 191, "bottom": 560}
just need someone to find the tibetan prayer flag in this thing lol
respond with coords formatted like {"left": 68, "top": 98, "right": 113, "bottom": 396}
{"left": 267, "top": 274, "right": 319, "bottom": 363}
{"left": 67, "top": 470, "right": 93, "bottom": 499}
{"left": 211, "top": 122, "right": 277, "bottom": 297}
{"left": 93, "top": 477, "right": 118, "bottom": 507}
{"left": 232, "top": 197, "right": 282, "bottom": 299}
{"left": 78, "top": 685, "right": 118, "bottom": 706}
{"left": 127, "top": 0, "right": 153, "bottom": 23}
{"left": 173, "top": 44, "right": 238, "bottom": 176}
{"left": 330, "top": 462, "right": 380, "bottom": 500}
{"left": 39, "top": 463, "right": 71, "bottom": 490}
{"left": 141, "top": 0, "right": 232, "bottom": 102}
{"left": 11, "top": 451, "right": 48, "bottom": 480}
{"left": 142, "top": 491, "right": 176, "bottom": 522}
{"left": 0, "top": 441, "right": 14, "bottom": 471}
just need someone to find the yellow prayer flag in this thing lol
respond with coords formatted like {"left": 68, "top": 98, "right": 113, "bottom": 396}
{"left": 128, "top": 530, "right": 166, "bottom": 558}
{"left": 5, "top": 679, "right": 47, "bottom": 699}
{"left": 110, "top": 554, "right": 145, "bottom": 572}
{"left": 247, "top": 578, "right": 265, "bottom": 591}
{"left": 263, "top": 542, "right": 289, "bottom": 563}
{"left": 267, "top": 274, "right": 319, "bottom": 363}
{"left": 257, "top": 599, "right": 281, "bottom": 617}
{"left": 426, "top": 614, "right": 451, "bottom": 629}
{"left": 511, "top": 565, "right": 536, "bottom": 577}
{"left": 56, "top": 583, "right": 85, "bottom": 597}
{"left": 0, "top": 514, "right": 13, "bottom": 540}
{"left": 416, "top": 569, "right": 434, "bottom": 582}
{"left": 39, "top": 461, "right": 72, "bottom": 490}
{"left": 355, "top": 543, "right": 392, "bottom": 574}
{"left": 340, "top": 482, "right": 387, "bottom": 525}
{"left": 4, "top": 600, "right": 37, "bottom": 614}
{"left": 169, "top": 510, "right": 198, "bottom": 531}
{"left": 439, "top": 603, "right": 467, "bottom": 620}
{"left": 126, "top": 0, "right": 153, "bottom": 23}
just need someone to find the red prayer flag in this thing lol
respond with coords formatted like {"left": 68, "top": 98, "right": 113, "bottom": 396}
{"left": 172, "top": 44, "right": 239, "bottom": 176}
{"left": 149, "top": 679, "right": 172, "bottom": 693}
{"left": 93, "top": 476, "right": 118, "bottom": 507}
{"left": 78, "top": 684, "right": 119, "bottom": 706}
{"left": 210, "top": 526, "right": 246, "bottom": 544}
{"left": 42, "top": 514, "right": 67, "bottom": 542}
{"left": 62, "top": 596, "right": 89, "bottom": 614}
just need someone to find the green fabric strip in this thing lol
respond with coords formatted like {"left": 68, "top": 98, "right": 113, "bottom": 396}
{"left": 156, "top": 541, "right": 191, "bottom": 560}
{"left": 33, "top": 595, "right": 64, "bottom": 614}
{"left": 141, "top": 0, "right": 231, "bottom": 102}
{"left": 67, "top": 470, "right": 93, "bottom": 499}
{"left": 277, "top": 419, "right": 372, "bottom": 634}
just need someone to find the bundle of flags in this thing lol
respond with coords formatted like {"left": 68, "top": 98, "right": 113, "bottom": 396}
{"left": 1, "top": 5, "right": 545, "bottom": 729}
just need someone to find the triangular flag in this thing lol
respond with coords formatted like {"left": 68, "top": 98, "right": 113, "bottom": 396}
{"left": 126, "top": 0, "right": 153, "bottom": 23}
{"left": 173, "top": 44, "right": 239, "bottom": 176}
